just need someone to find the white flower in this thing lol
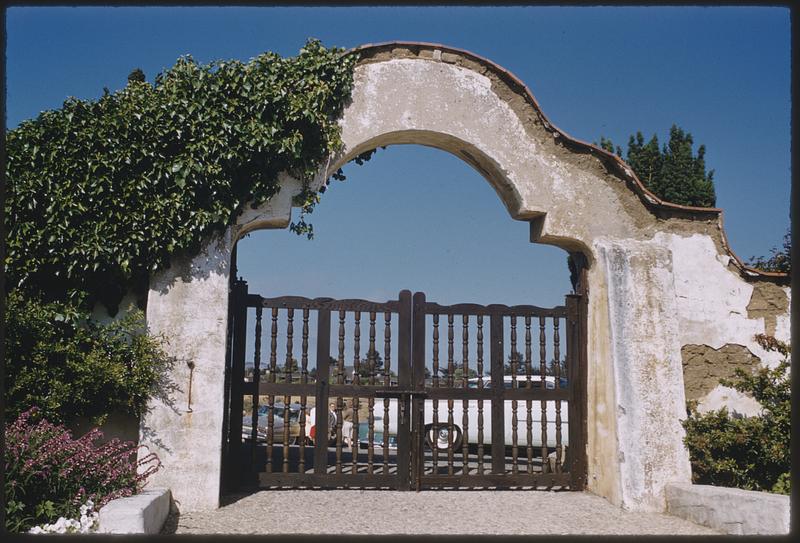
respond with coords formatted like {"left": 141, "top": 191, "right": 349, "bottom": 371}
{"left": 28, "top": 501, "right": 99, "bottom": 535}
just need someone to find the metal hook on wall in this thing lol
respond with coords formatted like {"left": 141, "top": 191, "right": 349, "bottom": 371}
{"left": 186, "top": 360, "right": 196, "bottom": 413}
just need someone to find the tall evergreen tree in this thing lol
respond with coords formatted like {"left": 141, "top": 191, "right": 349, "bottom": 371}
{"left": 127, "top": 68, "right": 146, "bottom": 84}
{"left": 597, "top": 124, "right": 716, "bottom": 207}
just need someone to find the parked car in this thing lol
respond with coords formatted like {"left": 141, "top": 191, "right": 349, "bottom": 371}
{"left": 356, "top": 419, "right": 398, "bottom": 450}
{"left": 242, "top": 403, "right": 302, "bottom": 445}
{"left": 370, "top": 375, "right": 569, "bottom": 451}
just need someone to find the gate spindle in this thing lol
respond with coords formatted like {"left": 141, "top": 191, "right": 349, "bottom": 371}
{"left": 432, "top": 314, "right": 440, "bottom": 474}
{"left": 511, "top": 315, "right": 519, "bottom": 474}
{"left": 477, "top": 315, "right": 485, "bottom": 475}
{"left": 266, "top": 307, "right": 278, "bottom": 474}
{"left": 368, "top": 311, "right": 376, "bottom": 474}
{"left": 283, "top": 308, "right": 294, "bottom": 473}
{"left": 250, "top": 307, "right": 263, "bottom": 471}
{"left": 554, "top": 316, "right": 562, "bottom": 473}
{"left": 352, "top": 311, "right": 361, "bottom": 475}
{"left": 539, "top": 316, "right": 548, "bottom": 471}
{"left": 525, "top": 316, "right": 533, "bottom": 473}
{"left": 299, "top": 308, "right": 309, "bottom": 473}
{"left": 447, "top": 314, "right": 455, "bottom": 476}
{"left": 383, "top": 311, "right": 391, "bottom": 474}
{"left": 335, "top": 310, "right": 346, "bottom": 475}
{"left": 462, "top": 314, "right": 470, "bottom": 474}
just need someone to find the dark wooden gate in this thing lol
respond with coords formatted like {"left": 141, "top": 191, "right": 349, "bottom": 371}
{"left": 222, "top": 282, "right": 586, "bottom": 492}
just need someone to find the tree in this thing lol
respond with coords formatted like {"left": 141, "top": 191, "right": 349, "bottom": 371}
{"left": 452, "top": 366, "right": 478, "bottom": 381}
{"left": 127, "top": 68, "right": 146, "bottom": 84}
{"left": 504, "top": 351, "right": 527, "bottom": 375}
{"left": 356, "top": 349, "right": 384, "bottom": 379}
{"left": 282, "top": 358, "right": 300, "bottom": 376}
{"left": 597, "top": 124, "right": 716, "bottom": 207}
{"left": 437, "top": 365, "right": 477, "bottom": 381}
{"left": 748, "top": 228, "right": 791, "bottom": 275}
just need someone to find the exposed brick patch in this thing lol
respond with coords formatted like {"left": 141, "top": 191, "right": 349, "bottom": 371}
{"left": 681, "top": 344, "right": 760, "bottom": 401}
{"left": 746, "top": 282, "right": 789, "bottom": 336}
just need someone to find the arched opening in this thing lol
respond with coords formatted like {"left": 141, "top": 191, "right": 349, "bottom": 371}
{"left": 222, "top": 142, "right": 588, "bottom": 494}
{"left": 239, "top": 142, "right": 575, "bottom": 304}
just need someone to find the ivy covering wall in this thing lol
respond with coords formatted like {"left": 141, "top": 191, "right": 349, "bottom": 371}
{"left": 5, "top": 39, "right": 357, "bottom": 313}
{"left": 4, "top": 40, "right": 358, "bottom": 425}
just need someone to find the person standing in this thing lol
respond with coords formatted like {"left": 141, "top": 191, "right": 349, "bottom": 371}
{"left": 306, "top": 402, "right": 336, "bottom": 445}
{"left": 340, "top": 400, "right": 354, "bottom": 448}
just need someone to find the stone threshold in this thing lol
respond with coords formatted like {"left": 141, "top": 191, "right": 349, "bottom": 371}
{"left": 666, "top": 482, "right": 789, "bottom": 535}
{"left": 98, "top": 488, "right": 172, "bottom": 534}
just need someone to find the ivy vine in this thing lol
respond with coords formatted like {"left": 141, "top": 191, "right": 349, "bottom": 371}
{"left": 5, "top": 39, "right": 359, "bottom": 313}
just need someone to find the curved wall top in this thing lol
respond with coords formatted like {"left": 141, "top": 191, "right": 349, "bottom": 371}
{"left": 305, "top": 41, "right": 785, "bottom": 283}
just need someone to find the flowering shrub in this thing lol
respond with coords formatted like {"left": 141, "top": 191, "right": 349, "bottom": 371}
{"left": 28, "top": 500, "right": 99, "bottom": 534}
{"left": 4, "top": 407, "right": 161, "bottom": 533}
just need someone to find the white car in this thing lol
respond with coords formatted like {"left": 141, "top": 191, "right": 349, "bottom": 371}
{"left": 371, "top": 375, "right": 568, "bottom": 451}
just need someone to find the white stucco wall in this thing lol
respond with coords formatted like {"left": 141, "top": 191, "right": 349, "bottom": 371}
{"left": 140, "top": 230, "right": 235, "bottom": 512}
{"left": 655, "top": 232, "right": 790, "bottom": 415}
{"left": 595, "top": 239, "right": 693, "bottom": 511}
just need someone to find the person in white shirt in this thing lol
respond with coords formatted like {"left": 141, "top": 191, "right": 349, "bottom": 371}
{"left": 305, "top": 402, "right": 336, "bottom": 445}
{"left": 306, "top": 401, "right": 357, "bottom": 448}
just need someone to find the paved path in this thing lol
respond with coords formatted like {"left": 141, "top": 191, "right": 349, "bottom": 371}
{"left": 165, "top": 490, "right": 720, "bottom": 535}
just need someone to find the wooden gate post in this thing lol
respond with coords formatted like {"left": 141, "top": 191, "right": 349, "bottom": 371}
{"left": 411, "top": 291, "right": 427, "bottom": 490}
{"left": 396, "top": 290, "right": 413, "bottom": 490}
{"left": 566, "top": 293, "right": 587, "bottom": 490}
{"left": 313, "top": 309, "right": 332, "bottom": 474}
{"left": 489, "top": 310, "right": 505, "bottom": 474}
{"left": 226, "top": 279, "right": 248, "bottom": 486}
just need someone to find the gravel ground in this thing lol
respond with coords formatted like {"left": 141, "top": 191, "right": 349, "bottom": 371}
{"left": 164, "top": 490, "right": 721, "bottom": 535}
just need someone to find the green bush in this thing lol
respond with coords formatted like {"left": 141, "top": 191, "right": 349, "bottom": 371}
{"left": 682, "top": 334, "right": 790, "bottom": 494}
{"left": 5, "top": 39, "right": 357, "bottom": 312}
{"left": 4, "top": 290, "right": 174, "bottom": 426}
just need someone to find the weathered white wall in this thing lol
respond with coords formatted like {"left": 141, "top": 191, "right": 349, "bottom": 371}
{"left": 595, "top": 239, "right": 692, "bottom": 511}
{"left": 657, "top": 232, "right": 790, "bottom": 415}
{"left": 139, "top": 230, "right": 235, "bottom": 512}
{"left": 139, "top": 43, "right": 789, "bottom": 513}
{"left": 139, "top": 174, "right": 301, "bottom": 512}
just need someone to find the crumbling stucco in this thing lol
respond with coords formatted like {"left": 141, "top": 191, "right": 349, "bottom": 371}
{"left": 681, "top": 344, "right": 760, "bottom": 401}
{"left": 746, "top": 282, "right": 789, "bottom": 337}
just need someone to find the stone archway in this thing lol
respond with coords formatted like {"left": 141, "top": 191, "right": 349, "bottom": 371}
{"left": 140, "top": 42, "right": 790, "bottom": 514}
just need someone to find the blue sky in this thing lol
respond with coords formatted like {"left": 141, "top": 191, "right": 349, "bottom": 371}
{"left": 6, "top": 6, "right": 791, "bottom": 312}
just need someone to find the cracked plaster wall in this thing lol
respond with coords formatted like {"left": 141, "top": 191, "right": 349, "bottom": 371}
{"left": 655, "top": 232, "right": 790, "bottom": 416}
